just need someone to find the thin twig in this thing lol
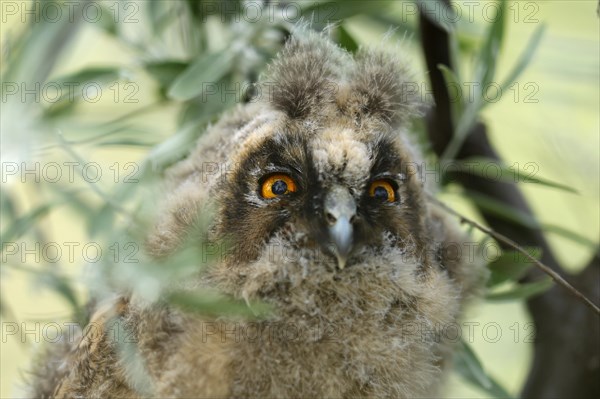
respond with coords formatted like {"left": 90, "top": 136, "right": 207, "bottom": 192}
{"left": 428, "top": 194, "right": 600, "bottom": 315}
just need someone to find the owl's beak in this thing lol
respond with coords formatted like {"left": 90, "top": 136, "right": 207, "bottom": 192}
{"left": 324, "top": 186, "right": 356, "bottom": 270}
{"left": 329, "top": 217, "right": 353, "bottom": 269}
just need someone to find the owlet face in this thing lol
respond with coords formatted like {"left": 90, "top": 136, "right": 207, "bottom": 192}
{"left": 216, "top": 120, "right": 426, "bottom": 274}
{"left": 200, "top": 33, "right": 439, "bottom": 302}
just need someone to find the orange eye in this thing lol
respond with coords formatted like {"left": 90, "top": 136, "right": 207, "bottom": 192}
{"left": 368, "top": 180, "right": 396, "bottom": 202}
{"left": 260, "top": 174, "right": 297, "bottom": 199}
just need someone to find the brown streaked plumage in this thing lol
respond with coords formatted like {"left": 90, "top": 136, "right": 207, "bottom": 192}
{"left": 28, "top": 31, "right": 486, "bottom": 398}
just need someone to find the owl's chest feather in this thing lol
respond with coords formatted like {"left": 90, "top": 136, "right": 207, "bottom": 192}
{"left": 222, "top": 270, "right": 458, "bottom": 398}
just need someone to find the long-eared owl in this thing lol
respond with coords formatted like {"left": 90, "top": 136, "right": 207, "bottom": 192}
{"left": 29, "top": 31, "right": 485, "bottom": 399}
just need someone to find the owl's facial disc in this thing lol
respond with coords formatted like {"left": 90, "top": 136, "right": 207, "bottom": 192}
{"left": 220, "top": 127, "right": 421, "bottom": 272}
{"left": 324, "top": 185, "right": 357, "bottom": 269}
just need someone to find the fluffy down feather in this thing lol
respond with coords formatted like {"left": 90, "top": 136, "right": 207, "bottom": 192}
{"left": 28, "top": 31, "right": 485, "bottom": 399}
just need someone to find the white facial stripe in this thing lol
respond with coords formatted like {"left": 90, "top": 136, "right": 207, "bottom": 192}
{"left": 310, "top": 128, "right": 371, "bottom": 189}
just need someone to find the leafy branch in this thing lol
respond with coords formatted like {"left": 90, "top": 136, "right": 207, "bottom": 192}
{"left": 429, "top": 194, "right": 600, "bottom": 315}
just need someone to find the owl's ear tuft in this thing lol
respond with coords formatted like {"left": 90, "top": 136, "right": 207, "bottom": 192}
{"left": 262, "top": 31, "right": 348, "bottom": 119}
{"left": 349, "top": 48, "right": 421, "bottom": 126}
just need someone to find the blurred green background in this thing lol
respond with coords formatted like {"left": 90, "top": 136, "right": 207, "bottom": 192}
{"left": 1, "top": 1, "right": 598, "bottom": 397}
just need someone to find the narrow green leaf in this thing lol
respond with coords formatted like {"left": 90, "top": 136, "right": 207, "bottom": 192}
{"left": 1, "top": 203, "right": 54, "bottom": 245}
{"left": 438, "top": 92, "right": 484, "bottom": 162}
{"left": 167, "top": 291, "right": 272, "bottom": 318}
{"left": 57, "top": 136, "right": 131, "bottom": 218}
{"left": 11, "top": 263, "right": 81, "bottom": 315}
{"left": 178, "top": 83, "right": 234, "bottom": 126}
{"left": 0, "top": 294, "right": 18, "bottom": 324}
{"left": 187, "top": 0, "right": 243, "bottom": 21}
{"left": 50, "top": 188, "right": 96, "bottom": 218}
{"left": 96, "top": 139, "right": 155, "bottom": 147}
{"left": 300, "top": 1, "right": 387, "bottom": 26}
{"left": 70, "top": 102, "right": 163, "bottom": 141}
{"left": 0, "top": 191, "right": 17, "bottom": 224}
{"left": 441, "top": 1, "right": 507, "bottom": 163}
{"left": 500, "top": 25, "right": 546, "bottom": 91}
{"left": 38, "top": 272, "right": 80, "bottom": 311}
{"left": 44, "top": 67, "right": 121, "bottom": 116}
{"left": 168, "top": 50, "right": 235, "bottom": 101}
{"left": 514, "top": 173, "right": 577, "bottom": 193}
{"left": 43, "top": 97, "right": 78, "bottom": 118}
{"left": 440, "top": 102, "right": 482, "bottom": 162}
{"left": 448, "top": 157, "right": 579, "bottom": 194}
{"left": 438, "top": 64, "right": 464, "bottom": 124}
{"left": 148, "top": 0, "right": 177, "bottom": 35}
{"left": 96, "top": 4, "right": 118, "bottom": 35}
{"left": 2, "top": 1, "right": 84, "bottom": 88}
{"left": 454, "top": 340, "right": 513, "bottom": 398}
{"left": 455, "top": 341, "right": 492, "bottom": 389}
{"left": 51, "top": 67, "right": 120, "bottom": 87}
{"left": 475, "top": 0, "right": 506, "bottom": 89}
{"left": 466, "top": 191, "right": 540, "bottom": 229}
{"left": 486, "top": 278, "right": 554, "bottom": 301}
{"left": 486, "top": 247, "right": 541, "bottom": 287}
{"left": 88, "top": 203, "right": 116, "bottom": 238}
{"left": 337, "top": 25, "right": 359, "bottom": 53}
{"left": 145, "top": 61, "right": 189, "bottom": 88}
{"left": 147, "top": 120, "right": 207, "bottom": 171}
{"left": 542, "top": 224, "right": 599, "bottom": 250}
{"left": 461, "top": 191, "right": 596, "bottom": 251}
{"left": 449, "top": 30, "right": 463, "bottom": 84}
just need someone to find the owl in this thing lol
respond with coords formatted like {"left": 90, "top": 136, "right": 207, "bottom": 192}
{"left": 28, "top": 32, "right": 485, "bottom": 398}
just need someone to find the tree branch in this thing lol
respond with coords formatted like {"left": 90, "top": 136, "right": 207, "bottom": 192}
{"left": 418, "top": 2, "right": 600, "bottom": 397}
{"left": 428, "top": 195, "right": 599, "bottom": 315}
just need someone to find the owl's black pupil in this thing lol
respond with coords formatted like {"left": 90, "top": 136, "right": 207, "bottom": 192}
{"left": 374, "top": 186, "right": 389, "bottom": 200}
{"left": 272, "top": 180, "right": 288, "bottom": 195}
